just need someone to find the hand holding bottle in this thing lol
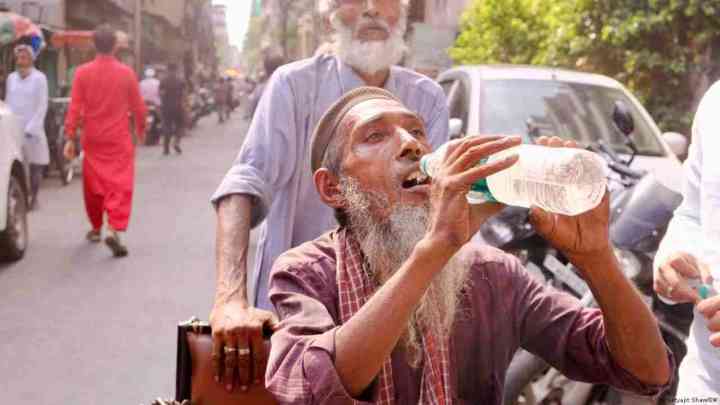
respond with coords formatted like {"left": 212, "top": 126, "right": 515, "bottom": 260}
{"left": 528, "top": 137, "right": 612, "bottom": 265}
{"left": 420, "top": 135, "right": 607, "bottom": 215}
{"left": 655, "top": 252, "right": 715, "bottom": 305}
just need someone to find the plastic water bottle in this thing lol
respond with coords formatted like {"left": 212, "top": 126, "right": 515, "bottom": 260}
{"left": 420, "top": 143, "right": 608, "bottom": 216}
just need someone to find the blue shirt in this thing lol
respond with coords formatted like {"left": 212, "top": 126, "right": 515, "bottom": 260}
{"left": 212, "top": 54, "right": 449, "bottom": 309}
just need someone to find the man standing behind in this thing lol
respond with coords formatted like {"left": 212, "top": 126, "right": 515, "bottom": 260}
{"left": 654, "top": 81, "right": 720, "bottom": 396}
{"left": 64, "top": 26, "right": 147, "bottom": 258}
{"left": 209, "top": 0, "right": 449, "bottom": 392}
{"left": 6, "top": 44, "right": 49, "bottom": 210}
{"left": 160, "top": 63, "right": 185, "bottom": 155}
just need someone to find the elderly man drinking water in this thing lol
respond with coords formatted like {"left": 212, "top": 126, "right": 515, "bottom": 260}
{"left": 209, "top": 0, "right": 449, "bottom": 392}
{"left": 263, "top": 87, "right": 673, "bottom": 404}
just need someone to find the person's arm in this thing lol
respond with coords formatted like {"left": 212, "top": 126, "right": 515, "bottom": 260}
{"left": 215, "top": 195, "right": 253, "bottom": 305}
{"left": 334, "top": 238, "right": 456, "bottom": 395}
{"left": 509, "top": 253, "right": 673, "bottom": 395}
{"left": 4, "top": 74, "right": 10, "bottom": 104}
{"left": 654, "top": 84, "right": 716, "bottom": 304}
{"left": 528, "top": 137, "right": 671, "bottom": 388}
{"left": 155, "top": 79, "right": 162, "bottom": 101}
{"left": 209, "top": 70, "right": 299, "bottom": 392}
{"left": 64, "top": 69, "right": 84, "bottom": 140}
{"left": 127, "top": 70, "right": 147, "bottom": 141}
{"left": 266, "top": 241, "right": 457, "bottom": 404}
{"left": 575, "top": 251, "right": 671, "bottom": 385}
{"left": 267, "top": 256, "right": 374, "bottom": 403}
{"left": 25, "top": 73, "right": 48, "bottom": 138}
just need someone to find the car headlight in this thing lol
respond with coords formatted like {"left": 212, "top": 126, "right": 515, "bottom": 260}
{"left": 614, "top": 248, "right": 642, "bottom": 279}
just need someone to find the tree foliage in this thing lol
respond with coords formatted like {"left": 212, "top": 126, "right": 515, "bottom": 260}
{"left": 450, "top": 0, "right": 720, "bottom": 133}
{"left": 242, "top": 16, "right": 266, "bottom": 74}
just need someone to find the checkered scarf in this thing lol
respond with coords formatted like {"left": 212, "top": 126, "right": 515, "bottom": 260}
{"left": 336, "top": 228, "right": 452, "bottom": 405}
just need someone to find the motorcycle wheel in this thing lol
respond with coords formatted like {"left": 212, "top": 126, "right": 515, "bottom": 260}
{"left": 146, "top": 127, "right": 161, "bottom": 146}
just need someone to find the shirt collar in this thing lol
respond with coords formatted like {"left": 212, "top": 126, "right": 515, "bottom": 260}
{"left": 95, "top": 54, "right": 116, "bottom": 62}
{"left": 17, "top": 67, "right": 35, "bottom": 79}
{"left": 336, "top": 56, "right": 397, "bottom": 94}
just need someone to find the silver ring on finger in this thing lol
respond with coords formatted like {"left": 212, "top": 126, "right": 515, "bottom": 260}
{"left": 224, "top": 346, "right": 238, "bottom": 354}
{"left": 237, "top": 348, "right": 250, "bottom": 356}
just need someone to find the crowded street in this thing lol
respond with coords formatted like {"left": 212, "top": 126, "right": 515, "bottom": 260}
{"left": 0, "top": 114, "right": 255, "bottom": 404}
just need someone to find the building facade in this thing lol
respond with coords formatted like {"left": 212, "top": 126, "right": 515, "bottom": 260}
{"left": 213, "top": 4, "right": 231, "bottom": 71}
{"left": 184, "top": 0, "right": 216, "bottom": 80}
{"left": 406, "top": 0, "right": 472, "bottom": 77}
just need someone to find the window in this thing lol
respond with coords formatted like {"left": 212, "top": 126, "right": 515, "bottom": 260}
{"left": 478, "top": 79, "right": 664, "bottom": 156}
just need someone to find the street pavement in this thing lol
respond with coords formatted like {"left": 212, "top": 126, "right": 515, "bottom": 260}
{"left": 0, "top": 112, "right": 255, "bottom": 404}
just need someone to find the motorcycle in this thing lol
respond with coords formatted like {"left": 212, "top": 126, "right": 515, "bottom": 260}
{"left": 45, "top": 98, "right": 80, "bottom": 185}
{"left": 189, "top": 87, "right": 215, "bottom": 129}
{"left": 145, "top": 102, "right": 163, "bottom": 146}
{"left": 489, "top": 101, "right": 690, "bottom": 405}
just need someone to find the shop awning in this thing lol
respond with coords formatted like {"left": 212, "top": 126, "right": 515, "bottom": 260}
{"left": 0, "top": 11, "right": 45, "bottom": 49}
{"left": 50, "top": 30, "right": 94, "bottom": 49}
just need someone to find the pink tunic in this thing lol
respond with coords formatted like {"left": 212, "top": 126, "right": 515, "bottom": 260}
{"left": 64, "top": 55, "right": 146, "bottom": 231}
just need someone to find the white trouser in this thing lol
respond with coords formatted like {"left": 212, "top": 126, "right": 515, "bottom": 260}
{"left": 675, "top": 309, "right": 720, "bottom": 399}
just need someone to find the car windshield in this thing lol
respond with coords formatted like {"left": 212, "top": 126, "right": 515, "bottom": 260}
{"left": 479, "top": 79, "right": 665, "bottom": 156}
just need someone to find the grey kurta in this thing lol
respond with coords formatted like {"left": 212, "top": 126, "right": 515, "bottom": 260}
{"left": 212, "top": 54, "right": 449, "bottom": 310}
{"left": 6, "top": 68, "right": 50, "bottom": 165}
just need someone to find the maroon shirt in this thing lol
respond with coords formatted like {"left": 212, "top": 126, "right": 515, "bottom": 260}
{"left": 266, "top": 231, "right": 671, "bottom": 404}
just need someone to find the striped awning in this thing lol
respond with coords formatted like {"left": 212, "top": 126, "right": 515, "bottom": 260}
{"left": 50, "top": 30, "right": 94, "bottom": 49}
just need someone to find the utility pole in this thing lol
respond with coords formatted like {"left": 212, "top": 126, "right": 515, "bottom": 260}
{"left": 59, "top": 0, "right": 68, "bottom": 91}
{"left": 134, "top": 0, "right": 142, "bottom": 74}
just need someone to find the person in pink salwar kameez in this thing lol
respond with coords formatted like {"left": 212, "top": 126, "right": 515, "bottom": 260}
{"left": 64, "top": 26, "right": 146, "bottom": 257}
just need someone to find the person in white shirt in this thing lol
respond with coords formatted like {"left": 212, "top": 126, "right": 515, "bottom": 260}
{"left": 5, "top": 44, "right": 49, "bottom": 210}
{"left": 655, "top": 81, "right": 720, "bottom": 397}
{"left": 139, "top": 68, "right": 161, "bottom": 107}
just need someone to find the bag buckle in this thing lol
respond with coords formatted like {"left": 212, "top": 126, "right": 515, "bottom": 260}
{"left": 180, "top": 316, "right": 203, "bottom": 334}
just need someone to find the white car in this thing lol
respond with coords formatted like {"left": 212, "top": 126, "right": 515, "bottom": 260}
{"left": 0, "top": 102, "right": 28, "bottom": 262}
{"left": 437, "top": 65, "right": 688, "bottom": 192}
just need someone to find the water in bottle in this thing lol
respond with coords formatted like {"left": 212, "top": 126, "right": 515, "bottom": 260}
{"left": 420, "top": 143, "right": 607, "bottom": 216}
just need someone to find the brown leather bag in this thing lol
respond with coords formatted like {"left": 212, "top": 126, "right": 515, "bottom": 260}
{"left": 176, "top": 317, "right": 277, "bottom": 405}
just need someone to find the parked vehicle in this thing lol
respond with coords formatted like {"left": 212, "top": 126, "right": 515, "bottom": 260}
{"left": 189, "top": 87, "right": 214, "bottom": 128}
{"left": 436, "top": 65, "right": 688, "bottom": 191}
{"left": 494, "top": 111, "right": 688, "bottom": 403}
{"left": 145, "top": 102, "right": 163, "bottom": 146}
{"left": 0, "top": 102, "right": 29, "bottom": 262}
{"left": 45, "top": 97, "right": 77, "bottom": 185}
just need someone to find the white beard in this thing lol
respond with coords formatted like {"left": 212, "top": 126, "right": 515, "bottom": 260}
{"left": 339, "top": 176, "right": 471, "bottom": 366}
{"left": 331, "top": 12, "right": 408, "bottom": 76}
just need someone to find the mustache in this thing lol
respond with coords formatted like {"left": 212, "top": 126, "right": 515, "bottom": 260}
{"left": 355, "top": 17, "right": 391, "bottom": 35}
